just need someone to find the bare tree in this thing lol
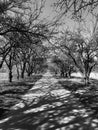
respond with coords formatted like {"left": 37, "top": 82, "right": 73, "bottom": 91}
{"left": 0, "top": 0, "right": 52, "bottom": 69}
{"left": 57, "top": 21, "right": 98, "bottom": 84}
{"left": 53, "top": 0, "right": 98, "bottom": 19}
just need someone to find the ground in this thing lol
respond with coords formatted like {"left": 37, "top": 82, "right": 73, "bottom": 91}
{"left": 0, "top": 70, "right": 98, "bottom": 130}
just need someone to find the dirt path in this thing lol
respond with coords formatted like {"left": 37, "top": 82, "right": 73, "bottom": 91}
{"left": 0, "top": 70, "right": 98, "bottom": 130}
{"left": 11, "top": 70, "right": 60, "bottom": 109}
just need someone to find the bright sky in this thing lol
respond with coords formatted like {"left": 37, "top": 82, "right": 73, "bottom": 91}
{"left": 41, "top": 0, "right": 92, "bottom": 32}
{"left": 42, "top": 0, "right": 56, "bottom": 18}
{"left": 36, "top": 0, "right": 98, "bottom": 38}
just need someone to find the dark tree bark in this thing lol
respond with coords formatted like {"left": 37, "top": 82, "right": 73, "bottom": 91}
{"left": 8, "top": 54, "right": 13, "bottom": 82}
{"left": 16, "top": 64, "right": 20, "bottom": 79}
{"left": 21, "top": 62, "right": 26, "bottom": 78}
{"left": 9, "top": 68, "right": 13, "bottom": 82}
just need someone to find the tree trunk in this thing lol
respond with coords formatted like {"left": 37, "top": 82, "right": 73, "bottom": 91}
{"left": 61, "top": 69, "right": 64, "bottom": 77}
{"left": 27, "top": 71, "right": 32, "bottom": 77}
{"left": 8, "top": 54, "right": 13, "bottom": 82}
{"left": 68, "top": 67, "right": 71, "bottom": 78}
{"left": 21, "top": 62, "right": 26, "bottom": 78}
{"left": 9, "top": 59, "right": 13, "bottom": 82}
{"left": 26, "top": 65, "right": 33, "bottom": 77}
{"left": 9, "top": 68, "right": 13, "bottom": 82}
{"left": 16, "top": 64, "right": 20, "bottom": 79}
{"left": 84, "top": 60, "right": 90, "bottom": 85}
{"left": 84, "top": 70, "right": 90, "bottom": 85}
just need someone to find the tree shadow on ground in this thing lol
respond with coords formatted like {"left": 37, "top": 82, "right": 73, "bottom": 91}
{"left": 0, "top": 74, "right": 43, "bottom": 116}
{"left": 0, "top": 87, "right": 98, "bottom": 130}
{"left": 58, "top": 77, "right": 98, "bottom": 121}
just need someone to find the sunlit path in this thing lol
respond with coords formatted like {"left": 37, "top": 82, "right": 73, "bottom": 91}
{"left": 11, "top": 69, "right": 70, "bottom": 109}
